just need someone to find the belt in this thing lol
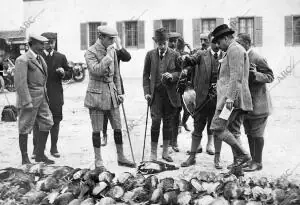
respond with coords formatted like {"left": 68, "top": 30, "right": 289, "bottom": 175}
{"left": 90, "top": 75, "right": 112, "bottom": 83}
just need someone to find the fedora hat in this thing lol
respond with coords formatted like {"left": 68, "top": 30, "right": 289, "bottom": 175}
{"left": 211, "top": 24, "right": 234, "bottom": 43}
{"left": 152, "top": 27, "right": 168, "bottom": 42}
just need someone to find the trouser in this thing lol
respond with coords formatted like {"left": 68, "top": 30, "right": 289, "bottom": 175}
{"left": 150, "top": 86, "right": 176, "bottom": 143}
{"left": 171, "top": 107, "right": 181, "bottom": 146}
{"left": 243, "top": 116, "right": 268, "bottom": 164}
{"left": 103, "top": 113, "right": 109, "bottom": 135}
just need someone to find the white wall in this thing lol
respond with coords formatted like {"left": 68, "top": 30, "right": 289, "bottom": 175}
{"left": 0, "top": 0, "right": 23, "bottom": 30}
{"left": 22, "top": 0, "right": 300, "bottom": 81}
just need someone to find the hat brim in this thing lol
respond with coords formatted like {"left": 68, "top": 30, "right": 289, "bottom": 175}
{"left": 212, "top": 30, "right": 235, "bottom": 43}
{"left": 152, "top": 36, "right": 168, "bottom": 42}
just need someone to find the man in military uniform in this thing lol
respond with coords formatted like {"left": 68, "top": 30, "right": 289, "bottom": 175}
{"left": 84, "top": 25, "right": 135, "bottom": 169}
{"left": 31, "top": 32, "right": 72, "bottom": 159}
{"left": 14, "top": 34, "right": 54, "bottom": 164}
{"left": 237, "top": 33, "right": 274, "bottom": 172}
{"left": 180, "top": 33, "right": 223, "bottom": 168}
{"left": 210, "top": 24, "right": 252, "bottom": 168}
{"left": 143, "top": 28, "right": 181, "bottom": 162}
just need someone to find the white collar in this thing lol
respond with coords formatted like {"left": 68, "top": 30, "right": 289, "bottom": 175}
{"left": 29, "top": 48, "right": 38, "bottom": 58}
{"left": 158, "top": 48, "right": 168, "bottom": 57}
{"left": 44, "top": 50, "right": 54, "bottom": 56}
{"left": 210, "top": 49, "right": 221, "bottom": 56}
{"left": 247, "top": 47, "right": 253, "bottom": 54}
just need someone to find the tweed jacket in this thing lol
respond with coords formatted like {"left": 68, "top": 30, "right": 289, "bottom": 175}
{"left": 247, "top": 49, "right": 274, "bottom": 117}
{"left": 14, "top": 50, "right": 49, "bottom": 108}
{"left": 42, "top": 51, "right": 72, "bottom": 108}
{"left": 188, "top": 48, "right": 223, "bottom": 110}
{"left": 143, "top": 48, "right": 181, "bottom": 107}
{"left": 84, "top": 39, "right": 121, "bottom": 110}
{"left": 216, "top": 41, "right": 253, "bottom": 111}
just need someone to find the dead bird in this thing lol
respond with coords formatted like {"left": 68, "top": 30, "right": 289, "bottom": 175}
{"left": 53, "top": 192, "right": 75, "bottom": 205}
{"left": 137, "top": 161, "right": 179, "bottom": 174}
{"left": 177, "top": 191, "right": 192, "bottom": 205}
{"left": 96, "top": 197, "right": 116, "bottom": 204}
{"left": 160, "top": 177, "right": 175, "bottom": 193}
{"left": 98, "top": 171, "right": 115, "bottom": 184}
{"left": 144, "top": 175, "right": 159, "bottom": 192}
{"left": 92, "top": 181, "right": 110, "bottom": 198}
{"left": 106, "top": 185, "right": 125, "bottom": 201}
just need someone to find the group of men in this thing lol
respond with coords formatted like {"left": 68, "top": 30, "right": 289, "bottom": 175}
{"left": 14, "top": 23, "right": 273, "bottom": 172}
{"left": 143, "top": 24, "right": 273, "bottom": 172}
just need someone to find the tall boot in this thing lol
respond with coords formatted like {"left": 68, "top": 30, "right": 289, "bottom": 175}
{"left": 247, "top": 135, "right": 255, "bottom": 160}
{"left": 114, "top": 130, "right": 135, "bottom": 168}
{"left": 32, "top": 122, "right": 39, "bottom": 159}
{"left": 181, "top": 136, "right": 201, "bottom": 167}
{"left": 244, "top": 138, "right": 264, "bottom": 172}
{"left": 92, "top": 132, "right": 105, "bottom": 168}
{"left": 19, "top": 134, "right": 31, "bottom": 165}
{"left": 162, "top": 140, "right": 173, "bottom": 162}
{"left": 214, "top": 136, "right": 223, "bottom": 169}
{"left": 150, "top": 142, "right": 158, "bottom": 161}
{"left": 35, "top": 130, "right": 54, "bottom": 164}
{"left": 206, "top": 134, "right": 215, "bottom": 155}
{"left": 50, "top": 122, "right": 60, "bottom": 158}
{"left": 222, "top": 130, "right": 251, "bottom": 167}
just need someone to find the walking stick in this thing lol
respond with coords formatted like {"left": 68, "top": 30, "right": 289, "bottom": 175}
{"left": 142, "top": 103, "right": 150, "bottom": 162}
{"left": 121, "top": 103, "right": 136, "bottom": 166}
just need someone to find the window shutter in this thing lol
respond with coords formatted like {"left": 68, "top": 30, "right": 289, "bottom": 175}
{"left": 285, "top": 16, "right": 293, "bottom": 46}
{"left": 254, "top": 16, "right": 263, "bottom": 47}
{"left": 192, "top": 18, "right": 202, "bottom": 48}
{"left": 216, "top": 18, "right": 224, "bottom": 26}
{"left": 80, "top": 23, "right": 88, "bottom": 50}
{"left": 116, "top": 21, "right": 125, "bottom": 47}
{"left": 137, "top": 20, "right": 145, "bottom": 49}
{"left": 176, "top": 19, "right": 184, "bottom": 37}
{"left": 230, "top": 17, "right": 239, "bottom": 36}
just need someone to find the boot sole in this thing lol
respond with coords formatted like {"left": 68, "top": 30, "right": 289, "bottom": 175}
{"left": 118, "top": 161, "right": 136, "bottom": 168}
{"left": 181, "top": 160, "right": 196, "bottom": 167}
{"left": 162, "top": 157, "right": 173, "bottom": 162}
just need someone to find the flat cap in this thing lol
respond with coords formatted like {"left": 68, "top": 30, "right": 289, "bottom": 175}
{"left": 168, "top": 32, "right": 181, "bottom": 39}
{"left": 28, "top": 34, "right": 48, "bottom": 42}
{"left": 97, "top": 25, "right": 118, "bottom": 37}
{"left": 41, "top": 32, "right": 57, "bottom": 40}
{"left": 200, "top": 33, "right": 209, "bottom": 40}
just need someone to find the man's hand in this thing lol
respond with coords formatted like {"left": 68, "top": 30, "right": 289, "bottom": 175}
{"left": 114, "top": 36, "right": 122, "bottom": 50}
{"left": 24, "top": 102, "right": 33, "bottom": 109}
{"left": 107, "top": 45, "right": 115, "bottom": 58}
{"left": 145, "top": 94, "right": 151, "bottom": 104}
{"left": 162, "top": 72, "right": 173, "bottom": 81}
{"left": 56, "top": 67, "right": 65, "bottom": 77}
{"left": 117, "top": 95, "right": 124, "bottom": 104}
{"left": 250, "top": 63, "right": 257, "bottom": 73}
{"left": 225, "top": 98, "right": 234, "bottom": 110}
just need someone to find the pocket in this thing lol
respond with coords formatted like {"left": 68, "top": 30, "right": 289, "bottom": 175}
{"left": 87, "top": 88, "right": 102, "bottom": 94}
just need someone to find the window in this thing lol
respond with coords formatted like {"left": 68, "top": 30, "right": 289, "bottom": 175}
{"left": 238, "top": 17, "right": 254, "bottom": 44}
{"left": 192, "top": 18, "right": 224, "bottom": 48}
{"left": 162, "top": 19, "right": 177, "bottom": 33}
{"left": 202, "top": 19, "right": 216, "bottom": 34}
{"left": 125, "top": 21, "right": 138, "bottom": 47}
{"left": 88, "top": 22, "right": 102, "bottom": 46}
{"left": 285, "top": 15, "right": 300, "bottom": 46}
{"left": 80, "top": 22, "right": 106, "bottom": 50}
{"left": 294, "top": 16, "right": 300, "bottom": 44}
{"left": 116, "top": 21, "right": 145, "bottom": 49}
{"left": 230, "top": 16, "right": 263, "bottom": 47}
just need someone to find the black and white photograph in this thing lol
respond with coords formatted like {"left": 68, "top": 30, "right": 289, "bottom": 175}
{"left": 0, "top": 0, "right": 300, "bottom": 204}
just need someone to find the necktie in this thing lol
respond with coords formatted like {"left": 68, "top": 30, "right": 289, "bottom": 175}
{"left": 36, "top": 55, "right": 42, "bottom": 65}
{"left": 214, "top": 52, "right": 218, "bottom": 60}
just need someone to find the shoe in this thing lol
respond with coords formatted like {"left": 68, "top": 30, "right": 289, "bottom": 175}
{"left": 50, "top": 152, "right": 61, "bottom": 158}
{"left": 214, "top": 154, "right": 223, "bottom": 169}
{"left": 162, "top": 156, "right": 173, "bottom": 162}
{"left": 172, "top": 145, "right": 179, "bottom": 152}
{"left": 182, "top": 123, "right": 191, "bottom": 132}
{"left": 19, "top": 134, "right": 32, "bottom": 165}
{"left": 234, "top": 154, "right": 252, "bottom": 168}
{"left": 206, "top": 149, "right": 215, "bottom": 155}
{"left": 31, "top": 154, "right": 36, "bottom": 159}
{"left": 35, "top": 155, "right": 55, "bottom": 164}
{"left": 181, "top": 154, "right": 196, "bottom": 167}
{"left": 162, "top": 140, "right": 173, "bottom": 162}
{"left": 118, "top": 160, "right": 136, "bottom": 168}
{"left": 116, "top": 144, "right": 136, "bottom": 168}
{"left": 243, "top": 162, "right": 263, "bottom": 172}
{"left": 22, "top": 154, "right": 32, "bottom": 165}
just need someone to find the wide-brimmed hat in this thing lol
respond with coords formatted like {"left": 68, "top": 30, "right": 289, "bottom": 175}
{"left": 211, "top": 24, "right": 235, "bottom": 43}
{"left": 152, "top": 28, "right": 168, "bottom": 42}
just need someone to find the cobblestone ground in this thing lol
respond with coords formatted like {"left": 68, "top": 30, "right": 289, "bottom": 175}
{"left": 0, "top": 77, "right": 300, "bottom": 181}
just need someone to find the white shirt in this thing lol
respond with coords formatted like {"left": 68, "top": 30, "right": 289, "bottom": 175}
{"left": 247, "top": 47, "right": 253, "bottom": 54}
{"left": 44, "top": 50, "right": 54, "bottom": 56}
{"left": 210, "top": 49, "right": 221, "bottom": 57}
{"left": 158, "top": 48, "right": 167, "bottom": 58}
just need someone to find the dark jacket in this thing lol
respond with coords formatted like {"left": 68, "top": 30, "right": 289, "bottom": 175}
{"left": 116, "top": 48, "right": 131, "bottom": 94}
{"left": 187, "top": 48, "right": 223, "bottom": 110}
{"left": 143, "top": 48, "right": 181, "bottom": 107}
{"left": 247, "top": 49, "right": 274, "bottom": 117}
{"left": 42, "top": 51, "right": 72, "bottom": 108}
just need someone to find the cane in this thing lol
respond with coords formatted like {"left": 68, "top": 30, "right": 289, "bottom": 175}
{"left": 142, "top": 103, "right": 150, "bottom": 162}
{"left": 121, "top": 103, "right": 136, "bottom": 166}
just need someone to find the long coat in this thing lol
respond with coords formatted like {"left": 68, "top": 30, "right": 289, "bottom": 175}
{"left": 247, "top": 49, "right": 274, "bottom": 117}
{"left": 41, "top": 51, "right": 72, "bottom": 110}
{"left": 216, "top": 41, "right": 253, "bottom": 111}
{"left": 15, "top": 50, "right": 49, "bottom": 108}
{"left": 188, "top": 48, "right": 223, "bottom": 110}
{"left": 84, "top": 39, "right": 122, "bottom": 110}
{"left": 143, "top": 48, "right": 181, "bottom": 108}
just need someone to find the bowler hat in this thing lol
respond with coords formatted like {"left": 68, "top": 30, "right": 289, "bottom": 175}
{"left": 211, "top": 24, "right": 234, "bottom": 43}
{"left": 28, "top": 34, "right": 48, "bottom": 43}
{"left": 152, "top": 28, "right": 168, "bottom": 42}
{"left": 97, "top": 25, "right": 118, "bottom": 37}
{"left": 41, "top": 32, "right": 57, "bottom": 40}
